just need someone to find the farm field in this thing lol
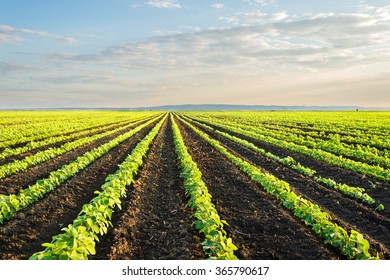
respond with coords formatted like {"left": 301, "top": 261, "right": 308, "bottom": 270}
{"left": 0, "top": 111, "right": 389, "bottom": 260}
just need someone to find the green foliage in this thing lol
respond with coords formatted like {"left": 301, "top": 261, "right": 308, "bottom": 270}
{"left": 0, "top": 112, "right": 160, "bottom": 150}
{"left": 178, "top": 115, "right": 379, "bottom": 260}
{"left": 0, "top": 117, "right": 150, "bottom": 161}
{"left": 0, "top": 116, "right": 160, "bottom": 180}
{"left": 171, "top": 115, "right": 238, "bottom": 260}
{"left": 375, "top": 204, "right": 385, "bottom": 211}
{"left": 29, "top": 115, "right": 166, "bottom": 260}
{"left": 0, "top": 116, "right": 163, "bottom": 225}
{"left": 182, "top": 115, "right": 381, "bottom": 210}
{"left": 185, "top": 113, "right": 390, "bottom": 182}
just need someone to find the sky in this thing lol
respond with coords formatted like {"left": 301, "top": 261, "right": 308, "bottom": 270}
{"left": 0, "top": 0, "right": 389, "bottom": 108}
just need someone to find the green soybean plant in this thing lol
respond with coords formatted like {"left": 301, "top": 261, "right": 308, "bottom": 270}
{"left": 171, "top": 115, "right": 238, "bottom": 260}
{"left": 29, "top": 115, "right": 166, "bottom": 260}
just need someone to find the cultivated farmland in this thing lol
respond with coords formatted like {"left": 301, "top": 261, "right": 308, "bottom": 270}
{"left": 0, "top": 111, "right": 389, "bottom": 260}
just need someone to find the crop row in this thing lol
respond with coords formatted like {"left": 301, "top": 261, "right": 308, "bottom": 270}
{"left": 181, "top": 115, "right": 383, "bottom": 211}
{"left": 29, "top": 114, "right": 237, "bottom": 260}
{"left": 244, "top": 122, "right": 389, "bottom": 169}
{"left": 177, "top": 115, "right": 378, "bottom": 260}
{"left": 0, "top": 116, "right": 153, "bottom": 161}
{"left": 2, "top": 111, "right": 384, "bottom": 260}
{"left": 0, "top": 116, "right": 156, "bottom": 180}
{"left": 259, "top": 122, "right": 390, "bottom": 153}
{"left": 0, "top": 112, "right": 155, "bottom": 149}
{"left": 193, "top": 112, "right": 390, "bottom": 150}
{"left": 250, "top": 112, "right": 389, "bottom": 137}
{"left": 171, "top": 115, "right": 237, "bottom": 260}
{"left": 0, "top": 116, "right": 162, "bottom": 225}
{"left": 30, "top": 115, "right": 237, "bottom": 260}
{"left": 188, "top": 115, "right": 390, "bottom": 182}
{"left": 29, "top": 116, "right": 166, "bottom": 260}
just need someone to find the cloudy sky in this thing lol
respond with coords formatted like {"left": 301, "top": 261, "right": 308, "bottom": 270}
{"left": 1, "top": 0, "right": 389, "bottom": 108}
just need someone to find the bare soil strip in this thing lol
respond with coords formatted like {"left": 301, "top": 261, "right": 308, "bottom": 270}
{"left": 0, "top": 118, "right": 153, "bottom": 195}
{"left": 92, "top": 117, "right": 204, "bottom": 260}
{"left": 188, "top": 118, "right": 390, "bottom": 212}
{"left": 0, "top": 123, "right": 155, "bottom": 260}
{"left": 175, "top": 117, "right": 342, "bottom": 260}
{"left": 187, "top": 119, "right": 390, "bottom": 259}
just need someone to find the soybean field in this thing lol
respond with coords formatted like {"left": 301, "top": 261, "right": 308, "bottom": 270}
{"left": 0, "top": 111, "right": 389, "bottom": 260}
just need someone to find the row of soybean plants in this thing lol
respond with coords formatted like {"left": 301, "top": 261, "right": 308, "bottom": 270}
{"left": 0, "top": 114, "right": 161, "bottom": 179}
{"left": 0, "top": 111, "right": 102, "bottom": 126}
{"left": 258, "top": 121, "right": 390, "bottom": 153}
{"left": 0, "top": 115, "right": 152, "bottom": 161}
{"left": 225, "top": 112, "right": 390, "bottom": 159}
{"left": 0, "top": 111, "right": 123, "bottom": 148}
{"left": 191, "top": 111, "right": 390, "bottom": 155}
{"left": 186, "top": 113, "right": 390, "bottom": 182}
{"left": 0, "top": 115, "right": 162, "bottom": 225}
{"left": 232, "top": 116, "right": 389, "bottom": 169}
{"left": 0, "top": 111, "right": 157, "bottom": 149}
{"left": 176, "top": 114, "right": 379, "bottom": 260}
{"left": 171, "top": 115, "right": 238, "bottom": 260}
{"left": 30, "top": 116, "right": 167, "bottom": 260}
{"left": 181, "top": 115, "right": 384, "bottom": 211}
{"left": 29, "top": 114, "right": 238, "bottom": 260}
{"left": 241, "top": 111, "right": 389, "bottom": 138}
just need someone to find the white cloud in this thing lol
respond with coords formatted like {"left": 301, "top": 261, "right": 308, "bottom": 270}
{"left": 241, "top": 12, "right": 269, "bottom": 23}
{"left": 275, "top": 13, "right": 390, "bottom": 48}
{"left": 221, "top": 11, "right": 289, "bottom": 25}
{"left": 147, "top": 0, "right": 181, "bottom": 9}
{"left": 0, "top": 24, "right": 77, "bottom": 44}
{"left": 0, "top": 33, "right": 23, "bottom": 44}
{"left": 152, "top": 29, "right": 182, "bottom": 36}
{"left": 219, "top": 16, "right": 240, "bottom": 25}
{"left": 272, "top": 12, "right": 288, "bottom": 21}
{"left": 37, "top": 8, "right": 389, "bottom": 73}
{"left": 243, "top": 0, "right": 275, "bottom": 6}
{"left": 358, "top": 4, "right": 377, "bottom": 13}
{"left": 0, "top": 25, "right": 23, "bottom": 43}
{"left": 211, "top": 3, "right": 225, "bottom": 10}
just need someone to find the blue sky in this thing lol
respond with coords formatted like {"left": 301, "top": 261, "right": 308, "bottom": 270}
{"left": 1, "top": 0, "right": 389, "bottom": 108}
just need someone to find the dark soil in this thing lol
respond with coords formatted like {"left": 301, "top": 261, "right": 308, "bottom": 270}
{"left": 92, "top": 117, "right": 204, "bottom": 260}
{"left": 175, "top": 116, "right": 342, "bottom": 260}
{"left": 0, "top": 121, "right": 156, "bottom": 260}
